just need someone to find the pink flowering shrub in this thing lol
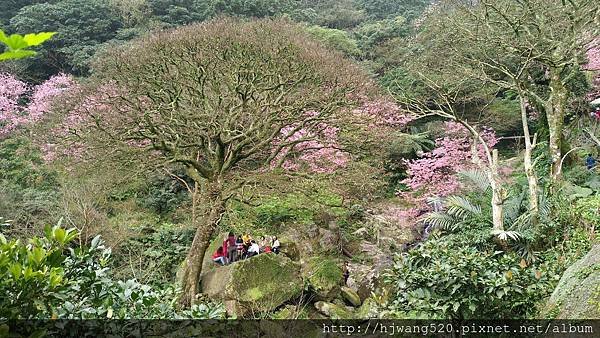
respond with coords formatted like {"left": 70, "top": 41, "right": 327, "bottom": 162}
{"left": 401, "top": 121, "right": 498, "bottom": 200}
{"left": 0, "top": 73, "right": 75, "bottom": 138}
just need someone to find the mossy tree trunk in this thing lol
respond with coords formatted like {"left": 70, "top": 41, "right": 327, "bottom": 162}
{"left": 179, "top": 178, "right": 225, "bottom": 307}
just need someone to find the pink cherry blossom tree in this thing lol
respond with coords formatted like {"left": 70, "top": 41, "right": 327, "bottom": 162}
{"left": 0, "top": 73, "right": 75, "bottom": 139}
{"left": 402, "top": 121, "right": 498, "bottom": 200}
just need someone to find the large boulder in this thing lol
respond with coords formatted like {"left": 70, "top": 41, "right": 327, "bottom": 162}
{"left": 356, "top": 298, "right": 378, "bottom": 318}
{"left": 542, "top": 244, "right": 600, "bottom": 319}
{"left": 302, "top": 257, "right": 343, "bottom": 300}
{"left": 200, "top": 253, "right": 303, "bottom": 317}
{"left": 340, "top": 286, "right": 361, "bottom": 307}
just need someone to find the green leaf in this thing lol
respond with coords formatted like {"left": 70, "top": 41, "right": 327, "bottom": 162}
{"left": 2, "top": 34, "right": 28, "bottom": 50}
{"left": 31, "top": 247, "right": 46, "bottom": 265}
{"left": 0, "top": 50, "right": 37, "bottom": 61}
{"left": 9, "top": 263, "right": 22, "bottom": 279}
{"left": 22, "top": 32, "right": 56, "bottom": 47}
{"left": 53, "top": 228, "right": 66, "bottom": 244}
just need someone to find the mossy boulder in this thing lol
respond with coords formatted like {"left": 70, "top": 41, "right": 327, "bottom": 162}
{"left": 302, "top": 257, "right": 343, "bottom": 300}
{"left": 314, "top": 301, "right": 353, "bottom": 319}
{"left": 543, "top": 244, "right": 600, "bottom": 319}
{"left": 200, "top": 253, "right": 302, "bottom": 316}
{"left": 271, "top": 305, "right": 308, "bottom": 319}
{"left": 341, "top": 286, "right": 361, "bottom": 307}
{"left": 356, "top": 297, "right": 378, "bottom": 318}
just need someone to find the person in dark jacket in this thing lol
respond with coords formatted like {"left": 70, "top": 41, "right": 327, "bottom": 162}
{"left": 225, "top": 232, "right": 237, "bottom": 264}
{"left": 586, "top": 154, "right": 597, "bottom": 170}
{"left": 342, "top": 262, "right": 350, "bottom": 286}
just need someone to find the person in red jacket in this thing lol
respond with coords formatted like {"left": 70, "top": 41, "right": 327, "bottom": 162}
{"left": 212, "top": 246, "right": 226, "bottom": 266}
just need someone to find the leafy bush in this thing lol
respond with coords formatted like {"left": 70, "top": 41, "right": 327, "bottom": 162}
{"left": 0, "top": 224, "right": 223, "bottom": 319}
{"left": 110, "top": 226, "right": 195, "bottom": 285}
{"left": 385, "top": 239, "right": 552, "bottom": 319}
{"left": 0, "top": 137, "right": 58, "bottom": 231}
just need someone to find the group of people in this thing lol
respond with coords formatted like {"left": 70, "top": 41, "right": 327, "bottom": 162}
{"left": 212, "top": 232, "right": 281, "bottom": 266}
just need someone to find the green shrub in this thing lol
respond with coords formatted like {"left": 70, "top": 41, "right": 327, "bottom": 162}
{"left": 110, "top": 226, "right": 195, "bottom": 285}
{"left": 385, "top": 239, "right": 552, "bottom": 319}
{"left": 0, "top": 224, "right": 223, "bottom": 319}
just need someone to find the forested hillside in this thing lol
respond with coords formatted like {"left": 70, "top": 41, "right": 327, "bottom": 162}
{"left": 1, "top": 0, "right": 599, "bottom": 329}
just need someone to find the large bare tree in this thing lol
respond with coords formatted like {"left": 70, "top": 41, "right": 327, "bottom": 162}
{"left": 56, "top": 19, "right": 370, "bottom": 306}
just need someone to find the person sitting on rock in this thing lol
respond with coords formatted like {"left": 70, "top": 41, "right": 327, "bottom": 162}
{"left": 242, "top": 233, "right": 252, "bottom": 256}
{"left": 225, "top": 232, "right": 237, "bottom": 263}
{"left": 235, "top": 235, "right": 244, "bottom": 260}
{"left": 247, "top": 240, "right": 260, "bottom": 258}
{"left": 272, "top": 236, "right": 281, "bottom": 254}
{"left": 212, "top": 246, "right": 226, "bottom": 266}
{"left": 258, "top": 235, "right": 267, "bottom": 252}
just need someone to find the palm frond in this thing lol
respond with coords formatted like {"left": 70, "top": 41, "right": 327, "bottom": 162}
{"left": 445, "top": 195, "right": 482, "bottom": 219}
{"left": 503, "top": 191, "right": 526, "bottom": 224}
{"left": 458, "top": 169, "right": 490, "bottom": 192}
{"left": 491, "top": 229, "right": 521, "bottom": 241}
{"left": 422, "top": 212, "right": 457, "bottom": 231}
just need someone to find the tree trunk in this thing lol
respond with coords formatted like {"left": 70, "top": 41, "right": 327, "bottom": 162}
{"left": 520, "top": 95, "right": 539, "bottom": 222}
{"left": 487, "top": 149, "right": 505, "bottom": 232}
{"left": 547, "top": 67, "right": 567, "bottom": 183}
{"left": 179, "top": 179, "right": 225, "bottom": 307}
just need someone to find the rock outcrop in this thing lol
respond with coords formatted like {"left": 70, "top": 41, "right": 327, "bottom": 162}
{"left": 200, "top": 253, "right": 303, "bottom": 316}
{"left": 302, "top": 257, "right": 343, "bottom": 301}
{"left": 542, "top": 244, "right": 600, "bottom": 319}
{"left": 340, "top": 286, "right": 361, "bottom": 307}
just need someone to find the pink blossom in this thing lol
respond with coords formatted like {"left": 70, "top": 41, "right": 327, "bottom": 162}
{"left": 271, "top": 119, "right": 350, "bottom": 173}
{"left": 400, "top": 121, "right": 498, "bottom": 202}
{"left": 0, "top": 73, "right": 75, "bottom": 138}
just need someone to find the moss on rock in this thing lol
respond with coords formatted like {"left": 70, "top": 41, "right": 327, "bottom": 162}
{"left": 341, "top": 286, "right": 361, "bottom": 307}
{"left": 201, "top": 253, "right": 302, "bottom": 316}
{"left": 314, "top": 301, "right": 353, "bottom": 319}
{"left": 303, "top": 257, "right": 343, "bottom": 300}
{"left": 542, "top": 244, "right": 600, "bottom": 319}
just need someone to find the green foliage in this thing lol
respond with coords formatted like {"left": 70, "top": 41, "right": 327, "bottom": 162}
{"left": 0, "top": 224, "right": 224, "bottom": 319}
{"left": 0, "top": 29, "right": 55, "bottom": 61}
{"left": 10, "top": 0, "right": 124, "bottom": 76}
{"left": 311, "top": 0, "right": 366, "bottom": 29}
{"left": 110, "top": 226, "right": 195, "bottom": 285}
{"left": 573, "top": 195, "right": 600, "bottom": 228}
{"left": 354, "top": 16, "right": 409, "bottom": 52}
{"left": 210, "top": 0, "right": 296, "bottom": 19}
{"left": 0, "top": 137, "right": 58, "bottom": 229}
{"left": 146, "top": 0, "right": 211, "bottom": 26}
{"left": 137, "top": 174, "right": 189, "bottom": 215}
{"left": 385, "top": 240, "right": 552, "bottom": 319}
{"left": 358, "top": 0, "right": 430, "bottom": 21}
{"left": 305, "top": 25, "right": 361, "bottom": 56}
